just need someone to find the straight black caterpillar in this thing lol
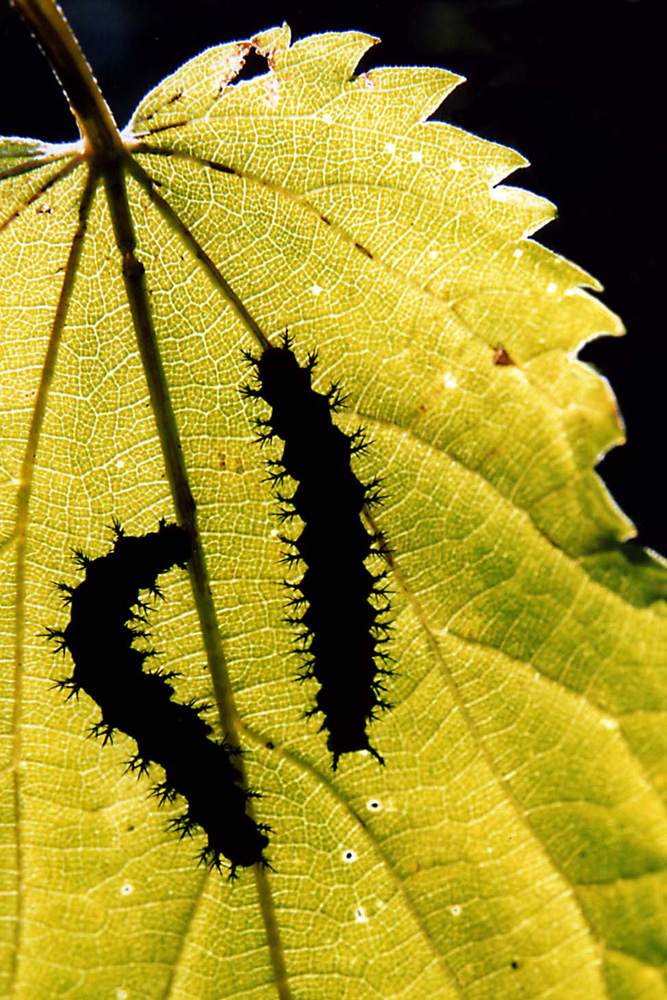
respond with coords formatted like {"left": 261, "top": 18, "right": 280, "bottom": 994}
{"left": 45, "top": 519, "right": 270, "bottom": 878}
{"left": 242, "top": 337, "right": 392, "bottom": 768}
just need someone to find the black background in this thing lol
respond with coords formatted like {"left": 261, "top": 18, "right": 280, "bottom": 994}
{"left": 1, "top": 0, "right": 664, "bottom": 556}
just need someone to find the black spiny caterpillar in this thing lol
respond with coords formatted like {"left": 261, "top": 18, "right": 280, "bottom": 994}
{"left": 46, "top": 519, "right": 270, "bottom": 878}
{"left": 242, "top": 337, "right": 392, "bottom": 768}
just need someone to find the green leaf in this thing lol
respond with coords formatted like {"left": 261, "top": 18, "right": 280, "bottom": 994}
{"left": 1, "top": 11, "right": 666, "bottom": 1000}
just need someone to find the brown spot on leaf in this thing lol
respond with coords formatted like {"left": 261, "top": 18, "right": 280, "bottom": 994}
{"left": 218, "top": 453, "right": 243, "bottom": 473}
{"left": 355, "top": 242, "right": 373, "bottom": 259}
{"left": 493, "top": 345, "right": 515, "bottom": 366}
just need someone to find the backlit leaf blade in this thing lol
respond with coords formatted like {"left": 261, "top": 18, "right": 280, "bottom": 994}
{"left": 1, "top": 24, "right": 665, "bottom": 1000}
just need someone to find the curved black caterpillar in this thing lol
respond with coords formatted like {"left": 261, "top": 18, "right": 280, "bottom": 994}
{"left": 242, "top": 337, "right": 392, "bottom": 769}
{"left": 45, "top": 519, "right": 270, "bottom": 878}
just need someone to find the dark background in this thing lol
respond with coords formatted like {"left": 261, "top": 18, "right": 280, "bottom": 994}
{"left": 1, "top": 0, "right": 664, "bottom": 555}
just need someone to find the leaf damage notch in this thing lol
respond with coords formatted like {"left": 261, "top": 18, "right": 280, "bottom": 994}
{"left": 251, "top": 23, "right": 292, "bottom": 73}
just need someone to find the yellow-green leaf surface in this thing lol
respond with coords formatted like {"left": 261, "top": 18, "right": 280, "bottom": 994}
{"left": 1, "top": 14, "right": 666, "bottom": 1000}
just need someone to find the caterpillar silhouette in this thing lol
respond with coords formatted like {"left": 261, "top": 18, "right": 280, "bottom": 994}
{"left": 46, "top": 519, "right": 270, "bottom": 878}
{"left": 242, "top": 338, "right": 392, "bottom": 768}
